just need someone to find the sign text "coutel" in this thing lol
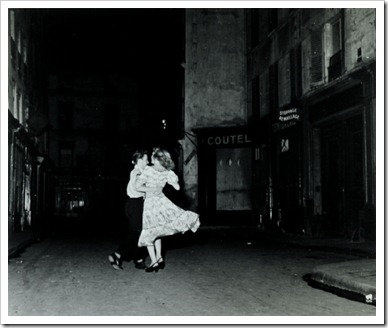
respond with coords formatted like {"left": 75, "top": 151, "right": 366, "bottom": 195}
{"left": 207, "top": 134, "right": 252, "bottom": 146}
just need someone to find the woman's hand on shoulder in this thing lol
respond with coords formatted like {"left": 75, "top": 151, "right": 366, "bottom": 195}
{"left": 132, "top": 168, "right": 141, "bottom": 176}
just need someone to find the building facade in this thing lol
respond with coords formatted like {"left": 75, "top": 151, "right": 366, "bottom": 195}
{"left": 46, "top": 71, "right": 146, "bottom": 228}
{"left": 8, "top": 9, "right": 53, "bottom": 237}
{"left": 246, "top": 8, "right": 376, "bottom": 238}
{"left": 182, "top": 8, "right": 376, "bottom": 239}
{"left": 182, "top": 9, "right": 249, "bottom": 225}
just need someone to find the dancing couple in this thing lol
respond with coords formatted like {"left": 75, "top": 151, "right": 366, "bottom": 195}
{"left": 109, "top": 147, "right": 200, "bottom": 272}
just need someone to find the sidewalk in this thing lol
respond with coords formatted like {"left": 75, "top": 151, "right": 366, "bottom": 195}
{"left": 310, "top": 259, "right": 376, "bottom": 305}
{"left": 254, "top": 229, "right": 376, "bottom": 305}
{"left": 8, "top": 228, "right": 44, "bottom": 258}
{"left": 256, "top": 228, "right": 376, "bottom": 258}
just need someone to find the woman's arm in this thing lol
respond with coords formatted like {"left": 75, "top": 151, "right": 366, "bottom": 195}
{"left": 167, "top": 171, "right": 180, "bottom": 190}
{"left": 134, "top": 172, "right": 158, "bottom": 192}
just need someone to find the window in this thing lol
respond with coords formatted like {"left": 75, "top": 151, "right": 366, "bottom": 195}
{"left": 259, "top": 71, "right": 269, "bottom": 117}
{"left": 269, "top": 63, "right": 278, "bottom": 119}
{"left": 310, "top": 28, "right": 323, "bottom": 83}
{"left": 104, "top": 105, "right": 118, "bottom": 131}
{"left": 278, "top": 55, "right": 291, "bottom": 108}
{"left": 301, "top": 8, "right": 311, "bottom": 24}
{"left": 10, "top": 38, "right": 17, "bottom": 67}
{"left": 12, "top": 83, "right": 17, "bottom": 118}
{"left": 9, "top": 10, "right": 15, "bottom": 39}
{"left": 252, "top": 76, "right": 260, "bottom": 122}
{"left": 22, "top": 37, "right": 27, "bottom": 64}
{"left": 290, "top": 45, "right": 302, "bottom": 101}
{"left": 259, "top": 41, "right": 270, "bottom": 68}
{"left": 18, "top": 93, "right": 23, "bottom": 124}
{"left": 59, "top": 143, "right": 73, "bottom": 168}
{"left": 332, "top": 19, "right": 341, "bottom": 54}
{"left": 328, "top": 13, "right": 345, "bottom": 81}
{"left": 268, "top": 9, "right": 278, "bottom": 32}
{"left": 278, "top": 23, "right": 290, "bottom": 57}
{"left": 251, "top": 9, "right": 260, "bottom": 49}
{"left": 58, "top": 102, "right": 73, "bottom": 130}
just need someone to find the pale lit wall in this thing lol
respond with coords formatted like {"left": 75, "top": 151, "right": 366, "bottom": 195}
{"left": 182, "top": 9, "right": 247, "bottom": 210}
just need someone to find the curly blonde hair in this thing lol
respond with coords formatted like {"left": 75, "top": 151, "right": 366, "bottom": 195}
{"left": 152, "top": 147, "right": 175, "bottom": 170}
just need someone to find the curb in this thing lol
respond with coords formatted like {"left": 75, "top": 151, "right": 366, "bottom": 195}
{"left": 8, "top": 233, "right": 43, "bottom": 259}
{"left": 309, "top": 260, "right": 376, "bottom": 305}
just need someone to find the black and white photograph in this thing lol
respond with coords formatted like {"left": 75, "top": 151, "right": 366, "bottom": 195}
{"left": 1, "top": 0, "right": 384, "bottom": 325}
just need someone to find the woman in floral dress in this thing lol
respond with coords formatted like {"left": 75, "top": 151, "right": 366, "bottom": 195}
{"left": 136, "top": 148, "right": 200, "bottom": 272}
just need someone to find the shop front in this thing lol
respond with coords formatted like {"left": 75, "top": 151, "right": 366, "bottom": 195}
{"left": 194, "top": 126, "right": 256, "bottom": 226}
{"left": 271, "top": 107, "right": 304, "bottom": 234}
{"left": 304, "top": 63, "right": 375, "bottom": 239}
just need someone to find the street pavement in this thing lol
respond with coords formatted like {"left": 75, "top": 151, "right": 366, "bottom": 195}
{"left": 8, "top": 224, "right": 377, "bottom": 309}
{"left": 255, "top": 228, "right": 377, "bottom": 306}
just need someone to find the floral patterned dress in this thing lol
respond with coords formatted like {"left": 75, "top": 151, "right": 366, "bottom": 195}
{"left": 137, "top": 165, "right": 200, "bottom": 247}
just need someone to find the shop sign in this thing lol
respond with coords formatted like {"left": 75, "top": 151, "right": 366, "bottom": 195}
{"left": 206, "top": 133, "right": 252, "bottom": 147}
{"left": 278, "top": 108, "right": 301, "bottom": 122}
{"left": 273, "top": 108, "right": 301, "bottom": 132}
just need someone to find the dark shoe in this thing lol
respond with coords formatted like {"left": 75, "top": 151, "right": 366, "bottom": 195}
{"left": 108, "top": 253, "right": 123, "bottom": 270}
{"left": 157, "top": 257, "right": 165, "bottom": 270}
{"left": 134, "top": 260, "right": 146, "bottom": 270}
{"left": 145, "top": 262, "right": 159, "bottom": 273}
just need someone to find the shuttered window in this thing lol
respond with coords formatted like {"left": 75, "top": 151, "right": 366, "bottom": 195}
{"left": 259, "top": 71, "right": 269, "bottom": 117}
{"left": 290, "top": 45, "right": 302, "bottom": 100}
{"left": 268, "top": 9, "right": 278, "bottom": 32}
{"left": 328, "top": 11, "right": 345, "bottom": 81}
{"left": 310, "top": 28, "right": 323, "bottom": 83}
{"left": 278, "top": 23, "right": 290, "bottom": 57}
{"left": 332, "top": 19, "right": 341, "bottom": 54}
{"left": 251, "top": 9, "right": 260, "bottom": 49}
{"left": 260, "top": 41, "right": 270, "bottom": 68}
{"left": 252, "top": 76, "right": 260, "bottom": 122}
{"left": 269, "top": 63, "right": 278, "bottom": 119}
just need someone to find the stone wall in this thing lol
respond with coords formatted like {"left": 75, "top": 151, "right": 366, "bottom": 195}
{"left": 182, "top": 9, "right": 247, "bottom": 210}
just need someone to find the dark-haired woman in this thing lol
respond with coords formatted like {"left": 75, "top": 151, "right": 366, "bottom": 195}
{"left": 108, "top": 150, "right": 156, "bottom": 270}
{"left": 136, "top": 148, "right": 200, "bottom": 272}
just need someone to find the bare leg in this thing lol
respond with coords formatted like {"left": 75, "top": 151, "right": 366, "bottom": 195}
{"left": 146, "top": 245, "right": 157, "bottom": 264}
{"left": 155, "top": 238, "right": 162, "bottom": 260}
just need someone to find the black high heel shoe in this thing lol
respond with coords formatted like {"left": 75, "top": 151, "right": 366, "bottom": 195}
{"left": 108, "top": 253, "right": 123, "bottom": 270}
{"left": 157, "top": 257, "right": 165, "bottom": 270}
{"left": 145, "top": 262, "right": 159, "bottom": 273}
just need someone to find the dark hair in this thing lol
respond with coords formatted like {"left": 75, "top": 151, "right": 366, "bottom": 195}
{"left": 152, "top": 147, "right": 175, "bottom": 170}
{"left": 131, "top": 149, "right": 147, "bottom": 165}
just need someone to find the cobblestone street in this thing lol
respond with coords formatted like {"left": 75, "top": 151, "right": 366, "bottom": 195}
{"left": 7, "top": 228, "right": 376, "bottom": 324}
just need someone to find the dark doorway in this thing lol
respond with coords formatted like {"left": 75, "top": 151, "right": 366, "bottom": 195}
{"left": 320, "top": 113, "right": 365, "bottom": 237}
{"left": 275, "top": 126, "right": 303, "bottom": 233}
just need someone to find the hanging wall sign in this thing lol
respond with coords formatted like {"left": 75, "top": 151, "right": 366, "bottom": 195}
{"left": 273, "top": 108, "right": 301, "bottom": 132}
{"left": 278, "top": 108, "right": 301, "bottom": 122}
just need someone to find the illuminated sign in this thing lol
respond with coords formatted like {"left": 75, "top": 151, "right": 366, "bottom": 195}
{"left": 273, "top": 108, "right": 301, "bottom": 132}
{"left": 278, "top": 108, "right": 301, "bottom": 122}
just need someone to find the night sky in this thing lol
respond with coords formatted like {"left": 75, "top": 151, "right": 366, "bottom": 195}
{"left": 39, "top": 8, "right": 185, "bottom": 145}
{"left": 43, "top": 8, "right": 184, "bottom": 71}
